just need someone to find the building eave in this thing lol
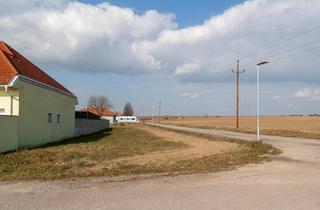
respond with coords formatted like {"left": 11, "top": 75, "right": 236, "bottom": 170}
{"left": 0, "top": 75, "right": 78, "bottom": 104}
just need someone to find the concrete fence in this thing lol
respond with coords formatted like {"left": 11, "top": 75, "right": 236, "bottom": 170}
{"left": 0, "top": 117, "right": 109, "bottom": 153}
{"left": 75, "top": 119, "right": 110, "bottom": 137}
{"left": 0, "top": 116, "right": 19, "bottom": 153}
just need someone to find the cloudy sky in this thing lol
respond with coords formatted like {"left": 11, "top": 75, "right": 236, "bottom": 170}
{"left": 1, "top": 0, "right": 320, "bottom": 116}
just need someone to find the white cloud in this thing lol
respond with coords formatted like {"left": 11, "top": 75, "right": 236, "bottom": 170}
{"left": 174, "top": 63, "right": 200, "bottom": 75}
{"left": 136, "top": 0, "right": 320, "bottom": 83}
{"left": 180, "top": 92, "right": 199, "bottom": 99}
{"left": 0, "top": 0, "right": 320, "bottom": 84}
{"left": 0, "top": 0, "right": 67, "bottom": 15}
{"left": 287, "top": 103, "right": 295, "bottom": 108}
{"left": 293, "top": 88, "right": 320, "bottom": 100}
{"left": 0, "top": 1, "right": 176, "bottom": 74}
{"left": 272, "top": 96, "right": 281, "bottom": 100}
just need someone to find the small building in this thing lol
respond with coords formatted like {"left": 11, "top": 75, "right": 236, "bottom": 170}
{"left": 0, "top": 41, "right": 77, "bottom": 153}
{"left": 75, "top": 111, "right": 100, "bottom": 120}
{"left": 80, "top": 107, "right": 119, "bottom": 124}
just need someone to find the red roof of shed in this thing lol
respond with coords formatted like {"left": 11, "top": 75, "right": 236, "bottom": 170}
{"left": 80, "top": 107, "right": 119, "bottom": 116}
{"left": 0, "top": 41, "right": 74, "bottom": 95}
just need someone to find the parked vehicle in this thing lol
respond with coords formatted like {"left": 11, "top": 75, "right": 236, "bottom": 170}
{"left": 116, "top": 116, "right": 138, "bottom": 123}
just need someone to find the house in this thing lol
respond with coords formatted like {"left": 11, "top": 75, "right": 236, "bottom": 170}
{"left": 0, "top": 41, "right": 77, "bottom": 153}
{"left": 80, "top": 107, "right": 119, "bottom": 124}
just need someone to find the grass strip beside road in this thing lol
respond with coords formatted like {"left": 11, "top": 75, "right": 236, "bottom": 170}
{"left": 133, "top": 126, "right": 281, "bottom": 175}
{"left": 0, "top": 126, "right": 280, "bottom": 181}
{"left": 0, "top": 127, "right": 187, "bottom": 181}
{"left": 102, "top": 141, "right": 280, "bottom": 177}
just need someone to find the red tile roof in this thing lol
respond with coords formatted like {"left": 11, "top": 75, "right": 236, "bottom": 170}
{"left": 0, "top": 41, "right": 74, "bottom": 96}
{"left": 80, "top": 107, "right": 119, "bottom": 116}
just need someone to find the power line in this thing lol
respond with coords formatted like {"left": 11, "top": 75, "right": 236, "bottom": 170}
{"left": 270, "top": 45, "right": 320, "bottom": 64}
{"left": 240, "top": 23, "right": 320, "bottom": 61}
{"left": 263, "top": 39, "right": 320, "bottom": 60}
{"left": 178, "top": 24, "right": 320, "bottom": 97}
{"left": 195, "top": 27, "right": 320, "bottom": 87}
{"left": 240, "top": 38, "right": 320, "bottom": 70}
{"left": 197, "top": 42, "right": 320, "bottom": 96}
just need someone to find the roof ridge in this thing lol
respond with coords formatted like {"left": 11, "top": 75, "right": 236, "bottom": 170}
{"left": 0, "top": 50, "right": 18, "bottom": 83}
{"left": 0, "top": 41, "right": 75, "bottom": 97}
{"left": 9, "top": 47, "right": 57, "bottom": 81}
{"left": 0, "top": 41, "right": 14, "bottom": 56}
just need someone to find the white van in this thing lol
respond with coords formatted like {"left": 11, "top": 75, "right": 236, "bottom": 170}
{"left": 116, "top": 116, "right": 138, "bottom": 123}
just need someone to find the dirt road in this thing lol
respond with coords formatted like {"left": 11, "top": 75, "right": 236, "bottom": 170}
{"left": 0, "top": 124, "right": 320, "bottom": 210}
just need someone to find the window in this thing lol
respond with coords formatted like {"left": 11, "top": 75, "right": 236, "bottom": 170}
{"left": 0, "top": 108, "right": 5, "bottom": 113}
{"left": 57, "top": 114, "right": 61, "bottom": 123}
{"left": 48, "top": 113, "right": 52, "bottom": 123}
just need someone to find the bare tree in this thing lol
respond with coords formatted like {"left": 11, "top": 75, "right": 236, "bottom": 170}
{"left": 123, "top": 102, "right": 134, "bottom": 116}
{"left": 87, "top": 96, "right": 112, "bottom": 118}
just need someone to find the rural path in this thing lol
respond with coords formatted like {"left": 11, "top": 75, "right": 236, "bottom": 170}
{"left": 1, "top": 124, "right": 320, "bottom": 210}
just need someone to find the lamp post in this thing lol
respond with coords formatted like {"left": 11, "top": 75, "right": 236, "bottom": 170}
{"left": 256, "top": 61, "right": 269, "bottom": 141}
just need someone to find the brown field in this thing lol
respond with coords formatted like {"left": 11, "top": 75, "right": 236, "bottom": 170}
{"left": 159, "top": 116, "right": 320, "bottom": 139}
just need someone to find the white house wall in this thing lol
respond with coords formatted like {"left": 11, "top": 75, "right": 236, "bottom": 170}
{"left": 0, "top": 89, "right": 19, "bottom": 116}
{"left": 101, "top": 116, "right": 115, "bottom": 124}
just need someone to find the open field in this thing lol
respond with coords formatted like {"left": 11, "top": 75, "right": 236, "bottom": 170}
{"left": 159, "top": 116, "right": 320, "bottom": 139}
{"left": 0, "top": 126, "right": 278, "bottom": 181}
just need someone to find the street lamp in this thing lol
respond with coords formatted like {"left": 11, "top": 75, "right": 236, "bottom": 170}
{"left": 256, "top": 61, "right": 269, "bottom": 141}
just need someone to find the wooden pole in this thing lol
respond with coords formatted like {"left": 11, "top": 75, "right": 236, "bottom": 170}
{"left": 232, "top": 60, "right": 245, "bottom": 129}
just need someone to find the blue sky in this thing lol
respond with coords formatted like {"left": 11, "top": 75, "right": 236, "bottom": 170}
{"left": 80, "top": 0, "right": 245, "bottom": 27}
{"left": 1, "top": 0, "right": 320, "bottom": 116}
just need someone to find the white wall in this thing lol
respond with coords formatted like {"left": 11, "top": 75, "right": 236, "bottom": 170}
{"left": 0, "top": 115, "right": 18, "bottom": 153}
{"left": 75, "top": 119, "right": 110, "bottom": 137}
{"left": 0, "top": 89, "right": 19, "bottom": 116}
{"left": 101, "top": 116, "right": 115, "bottom": 124}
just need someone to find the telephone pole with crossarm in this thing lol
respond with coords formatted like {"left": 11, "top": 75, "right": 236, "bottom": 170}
{"left": 232, "top": 60, "right": 245, "bottom": 129}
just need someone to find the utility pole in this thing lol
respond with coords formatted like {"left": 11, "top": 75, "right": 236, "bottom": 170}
{"left": 151, "top": 105, "right": 154, "bottom": 126}
{"left": 142, "top": 105, "right": 144, "bottom": 117}
{"left": 158, "top": 100, "right": 162, "bottom": 123}
{"left": 232, "top": 60, "right": 245, "bottom": 129}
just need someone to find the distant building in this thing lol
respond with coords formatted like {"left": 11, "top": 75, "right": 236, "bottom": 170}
{"left": 0, "top": 41, "right": 77, "bottom": 153}
{"left": 80, "top": 107, "right": 120, "bottom": 124}
{"left": 116, "top": 116, "right": 138, "bottom": 123}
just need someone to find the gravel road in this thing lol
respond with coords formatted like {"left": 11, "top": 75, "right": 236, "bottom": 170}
{"left": 1, "top": 123, "right": 319, "bottom": 210}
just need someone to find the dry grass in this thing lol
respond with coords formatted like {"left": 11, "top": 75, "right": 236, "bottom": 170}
{"left": 160, "top": 116, "right": 320, "bottom": 139}
{"left": 0, "top": 127, "right": 186, "bottom": 181}
{"left": 0, "top": 126, "right": 280, "bottom": 181}
{"left": 109, "top": 126, "right": 238, "bottom": 165}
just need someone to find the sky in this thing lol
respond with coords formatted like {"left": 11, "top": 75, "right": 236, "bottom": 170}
{"left": 0, "top": 0, "right": 320, "bottom": 116}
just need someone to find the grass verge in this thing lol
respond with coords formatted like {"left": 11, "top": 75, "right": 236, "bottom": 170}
{"left": 0, "top": 126, "right": 280, "bottom": 181}
{"left": 101, "top": 141, "right": 280, "bottom": 177}
{"left": 0, "top": 127, "right": 187, "bottom": 181}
